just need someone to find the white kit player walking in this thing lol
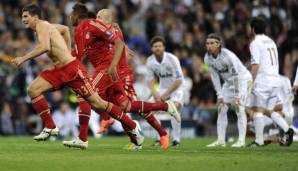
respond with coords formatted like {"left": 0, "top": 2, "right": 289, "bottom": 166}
{"left": 204, "top": 34, "right": 251, "bottom": 148}
{"left": 247, "top": 17, "right": 294, "bottom": 147}
{"left": 146, "top": 36, "right": 184, "bottom": 146}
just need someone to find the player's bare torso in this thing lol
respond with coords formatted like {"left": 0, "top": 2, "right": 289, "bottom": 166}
{"left": 38, "top": 21, "right": 74, "bottom": 67}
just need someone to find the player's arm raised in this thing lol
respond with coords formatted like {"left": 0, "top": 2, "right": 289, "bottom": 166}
{"left": 12, "top": 22, "right": 50, "bottom": 67}
{"left": 53, "top": 24, "right": 71, "bottom": 51}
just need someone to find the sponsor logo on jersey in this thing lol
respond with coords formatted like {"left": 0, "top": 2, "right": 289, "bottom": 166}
{"left": 158, "top": 73, "right": 173, "bottom": 78}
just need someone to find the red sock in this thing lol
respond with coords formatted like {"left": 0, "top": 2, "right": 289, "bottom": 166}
{"left": 129, "top": 101, "right": 168, "bottom": 113}
{"left": 143, "top": 112, "right": 167, "bottom": 136}
{"left": 106, "top": 102, "right": 136, "bottom": 129}
{"left": 31, "top": 95, "right": 55, "bottom": 129}
{"left": 100, "top": 112, "right": 109, "bottom": 121}
{"left": 78, "top": 100, "right": 91, "bottom": 142}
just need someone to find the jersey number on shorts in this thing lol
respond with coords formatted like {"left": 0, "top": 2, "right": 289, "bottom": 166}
{"left": 74, "top": 86, "right": 89, "bottom": 96}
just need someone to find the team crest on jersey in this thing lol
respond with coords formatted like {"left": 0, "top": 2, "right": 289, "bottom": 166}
{"left": 85, "top": 32, "right": 90, "bottom": 39}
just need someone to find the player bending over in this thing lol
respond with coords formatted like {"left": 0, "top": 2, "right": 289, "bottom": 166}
{"left": 204, "top": 34, "right": 251, "bottom": 148}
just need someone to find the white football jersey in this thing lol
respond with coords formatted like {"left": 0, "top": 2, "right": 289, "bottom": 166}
{"left": 250, "top": 34, "right": 280, "bottom": 83}
{"left": 204, "top": 48, "right": 251, "bottom": 98}
{"left": 146, "top": 52, "right": 184, "bottom": 91}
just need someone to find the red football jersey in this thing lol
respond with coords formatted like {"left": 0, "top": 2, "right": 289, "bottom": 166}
{"left": 73, "top": 19, "right": 116, "bottom": 70}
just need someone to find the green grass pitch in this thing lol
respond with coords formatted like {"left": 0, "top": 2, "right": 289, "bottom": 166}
{"left": 0, "top": 136, "right": 297, "bottom": 171}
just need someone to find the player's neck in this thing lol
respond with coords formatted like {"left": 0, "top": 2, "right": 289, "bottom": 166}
{"left": 156, "top": 56, "right": 163, "bottom": 63}
{"left": 211, "top": 49, "right": 220, "bottom": 58}
{"left": 77, "top": 18, "right": 87, "bottom": 26}
{"left": 155, "top": 53, "right": 164, "bottom": 63}
{"left": 31, "top": 19, "right": 41, "bottom": 31}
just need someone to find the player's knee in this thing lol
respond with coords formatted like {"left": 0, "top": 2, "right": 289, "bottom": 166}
{"left": 88, "top": 97, "right": 106, "bottom": 111}
{"left": 237, "top": 106, "right": 245, "bottom": 116}
{"left": 273, "top": 104, "right": 283, "bottom": 112}
{"left": 119, "top": 100, "right": 129, "bottom": 112}
{"left": 27, "top": 84, "right": 41, "bottom": 97}
{"left": 262, "top": 109, "right": 270, "bottom": 116}
{"left": 218, "top": 104, "right": 228, "bottom": 113}
{"left": 119, "top": 103, "right": 126, "bottom": 111}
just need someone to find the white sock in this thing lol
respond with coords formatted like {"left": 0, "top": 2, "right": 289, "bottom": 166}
{"left": 253, "top": 112, "right": 264, "bottom": 145}
{"left": 236, "top": 106, "right": 247, "bottom": 143}
{"left": 271, "top": 112, "right": 289, "bottom": 132}
{"left": 171, "top": 117, "right": 181, "bottom": 142}
{"left": 217, "top": 105, "right": 228, "bottom": 143}
{"left": 263, "top": 115, "right": 273, "bottom": 127}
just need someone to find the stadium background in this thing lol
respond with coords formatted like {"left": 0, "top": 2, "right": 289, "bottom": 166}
{"left": 0, "top": 0, "right": 298, "bottom": 138}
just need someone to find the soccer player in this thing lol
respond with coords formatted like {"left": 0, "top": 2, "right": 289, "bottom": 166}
{"left": 64, "top": 3, "right": 180, "bottom": 149}
{"left": 262, "top": 75, "right": 297, "bottom": 145}
{"left": 204, "top": 34, "right": 251, "bottom": 147}
{"left": 146, "top": 36, "right": 184, "bottom": 146}
{"left": 11, "top": 4, "right": 143, "bottom": 149}
{"left": 95, "top": 9, "right": 171, "bottom": 149}
{"left": 247, "top": 17, "right": 294, "bottom": 147}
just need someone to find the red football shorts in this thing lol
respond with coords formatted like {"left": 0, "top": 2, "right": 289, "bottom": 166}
{"left": 40, "top": 59, "right": 95, "bottom": 98}
{"left": 91, "top": 68, "right": 128, "bottom": 105}
{"left": 120, "top": 69, "right": 137, "bottom": 101}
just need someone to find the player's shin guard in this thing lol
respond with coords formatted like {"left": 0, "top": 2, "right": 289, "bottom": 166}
{"left": 78, "top": 100, "right": 91, "bottom": 142}
{"left": 236, "top": 106, "right": 247, "bottom": 143}
{"left": 253, "top": 112, "right": 264, "bottom": 145}
{"left": 217, "top": 104, "right": 228, "bottom": 143}
{"left": 171, "top": 117, "right": 181, "bottom": 142}
{"left": 105, "top": 102, "right": 136, "bottom": 130}
{"left": 129, "top": 101, "right": 168, "bottom": 113}
{"left": 143, "top": 112, "right": 167, "bottom": 136}
{"left": 271, "top": 112, "right": 289, "bottom": 132}
{"left": 31, "top": 95, "right": 55, "bottom": 129}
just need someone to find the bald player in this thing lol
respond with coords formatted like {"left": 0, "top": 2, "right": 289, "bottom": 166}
{"left": 65, "top": 4, "right": 180, "bottom": 149}
{"left": 95, "top": 9, "right": 172, "bottom": 149}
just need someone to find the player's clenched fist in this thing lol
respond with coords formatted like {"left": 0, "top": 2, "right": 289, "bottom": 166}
{"left": 11, "top": 57, "right": 26, "bottom": 67}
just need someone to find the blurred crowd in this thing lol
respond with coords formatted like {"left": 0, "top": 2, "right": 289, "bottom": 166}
{"left": 0, "top": 0, "right": 298, "bottom": 136}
